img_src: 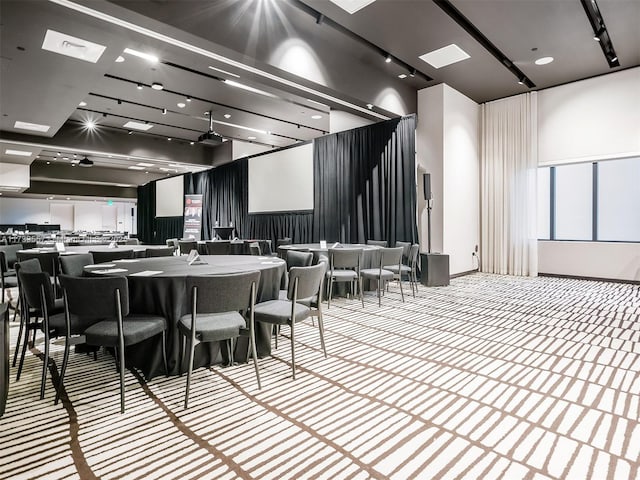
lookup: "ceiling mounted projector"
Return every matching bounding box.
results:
[198,110,224,146]
[78,156,94,167]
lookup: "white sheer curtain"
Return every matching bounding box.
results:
[481,92,538,276]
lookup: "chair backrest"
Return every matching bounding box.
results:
[59,254,94,276]
[0,244,22,269]
[186,270,260,314]
[14,258,42,275]
[165,238,179,250]
[329,248,362,271]
[21,242,37,250]
[395,241,411,262]
[16,251,59,276]
[146,246,175,257]
[287,263,326,301]
[408,244,420,267]
[0,252,8,275]
[18,271,56,312]
[379,247,403,269]
[90,249,135,263]
[59,274,129,319]
[206,240,231,255]
[178,240,198,255]
[286,250,313,270]
[276,238,292,248]
[249,242,261,256]
[123,238,139,245]
[368,240,388,247]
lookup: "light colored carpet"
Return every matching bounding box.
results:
[1,273,639,479]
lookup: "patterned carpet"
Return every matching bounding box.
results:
[1,273,639,480]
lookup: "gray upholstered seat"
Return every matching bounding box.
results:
[326,248,364,308]
[367,239,388,247]
[58,274,168,413]
[180,271,261,408]
[254,262,327,380]
[89,249,135,263]
[361,247,405,306]
[59,253,94,276]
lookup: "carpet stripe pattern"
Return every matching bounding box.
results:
[1,273,639,479]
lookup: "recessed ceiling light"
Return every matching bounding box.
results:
[385,55,392,63]
[128,165,145,170]
[123,47,158,63]
[66,197,71,200]
[167,137,172,141]
[41,29,106,63]
[14,120,50,132]
[177,102,186,108]
[534,56,554,65]
[46,161,51,165]
[419,44,470,69]
[151,82,164,90]
[329,0,377,14]
[115,55,125,63]
[116,184,132,187]
[79,101,87,107]
[128,130,133,135]
[4,149,32,156]
[56,152,60,156]
[224,114,231,119]
[190,141,194,145]
[137,162,154,167]
[398,73,407,79]
[208,66,240,78]
[123,121,153,131]
[248,136,256,140]
[85,120,96,130]
[186,97,192,102]
[311,114,322,120]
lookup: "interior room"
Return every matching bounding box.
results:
[1,1,639,479]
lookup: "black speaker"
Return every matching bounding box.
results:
[423,173,432,200]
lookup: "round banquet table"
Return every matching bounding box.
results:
[83,255,286,379]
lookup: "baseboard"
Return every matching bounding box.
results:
[450,269,479,279]
[538,272,640,285]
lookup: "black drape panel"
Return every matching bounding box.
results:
[137,182,155,244]
[154,217,183,243]
[313,115,417,245]
[245,212,313,244]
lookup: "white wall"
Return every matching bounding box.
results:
[538,67,640,165]
[0,197,136,233]
[232,140,271,161]
[329,110,374,134]
[539,241,640,282]
[537,68,640,280]
[417,84,480,275]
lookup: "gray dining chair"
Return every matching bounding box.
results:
[16,270,68,399]
[58,275,168,413]
[165,238,179,254]
[16,250,60,297]
[395,241,412,263]
[180,271,261,408]
[249,242,261,256]
[90,249,135,263]
[59,253,94,277]
[326,248,364,308]
[178,240,198,256]
[146,246,175,257]
[254,263,327,380]
[385,244,420,297]
[205,240,231,255]
[361,247,405,306]
[0,251,18,304]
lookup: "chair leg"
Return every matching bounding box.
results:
[290,321,296,380]
[318,311,327,358]
[377,282,381,307]
[184,337,195,409]
[117,345,125,414]
[16,319,34,382]
[359,277,364,308]
[55,337,72,405]
[40,329,50,400]
[178,334,184,377]
[274,325,279,349]
[12,313,25,367]
[162,331,168,377]
[398,275,405,302]
[12,295,20,322]
[327,277,333,308]
[249,329,261,390]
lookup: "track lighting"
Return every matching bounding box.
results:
[151,82,164,90]
[162,108,167,115]
[385,54,392,63]
[409,69,416,77]
[137,83,143,90]
[593,27,605,41]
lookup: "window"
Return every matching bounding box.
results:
[538,157,640,242]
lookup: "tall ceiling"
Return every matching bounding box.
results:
[1,0,638,199]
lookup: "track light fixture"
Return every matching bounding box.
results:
[137,83,143,90]
[409,69,416,77]
[385,54,392,63]
[593,27,605,41]
[162,108,167,115]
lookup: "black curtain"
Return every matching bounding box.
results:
[137,181,183,244]
[313,115,417,245]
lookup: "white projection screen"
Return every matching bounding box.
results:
[248,142,314,213]
[155,175,184,217]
